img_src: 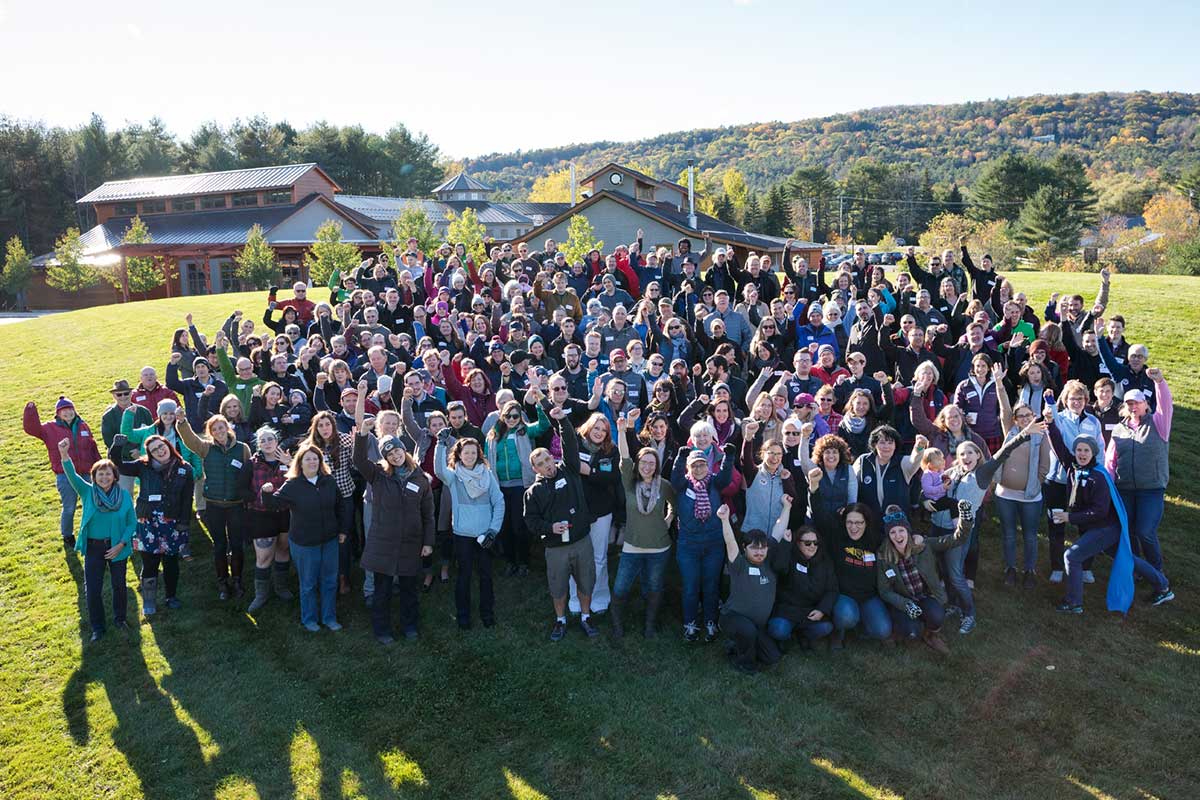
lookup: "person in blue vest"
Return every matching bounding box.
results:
[851,426,925,524]
[793,302,840,359]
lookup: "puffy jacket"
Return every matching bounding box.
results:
[113,451,195,526]
[24,403,100,475]
[353,434,435,576]
[773,549,839,624]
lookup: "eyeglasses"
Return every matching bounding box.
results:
[113,391,131,397]
[551,386,567,392]
[655,386,671,393]
[846,519,867,527]
[799,539,819,546]
[504,413,522,421]
[783,430,802,437]
[819,397,833,404]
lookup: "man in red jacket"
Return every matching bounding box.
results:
[130,366,179,420]
[24,397,101,546]
[271,282,316,325]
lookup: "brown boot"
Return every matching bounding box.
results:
[922,629,950,655]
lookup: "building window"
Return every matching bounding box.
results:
[114,202,138,216]
[263,189,291,205]
[141,199,167,214]
[172,198,196,212]
[201,195,227,210]
[218,260,239,293]
[279,258,302,284]
[635,182,654,202]
[183,261,207,296]
[499,229,509,239]
[232,192,259,208]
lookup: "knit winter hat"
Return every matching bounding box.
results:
[55,396,75,413]
[379,435,406,457]
[157,399,178,416]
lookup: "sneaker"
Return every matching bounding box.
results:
[550,619,567,642]
[1049,570,1064,584]
[683,622,700,642]
[165,597,183,610]
[958,616,976,635]
[580,616,600,638]
[1055,602,1083,615]
[89,630,103,643]
[728,653,757,675]
[704,620,720,643]
[1082,570,1095,584]
[324,621,343,631]
[944,604,962,618]
[1004,567,1018,587]
[966,579,975,590]
[1151,589,1175,606]
[376,635,395,645]
[113,620,131,631]
[1022,571,1037,590]
[518,565,529,577]
[303,622,321,632]
[404,630,419,641]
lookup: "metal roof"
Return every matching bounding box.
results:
[76,163,328,204]
[335,195,569,227]
[432,173,493,194]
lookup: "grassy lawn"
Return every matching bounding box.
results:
[1,273,1197,800]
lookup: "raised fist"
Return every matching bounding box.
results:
[170,352,183,365]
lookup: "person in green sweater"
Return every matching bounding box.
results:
[214,337,264,413]
[611,408,676,639]
[59,438,135,643]
[121,400,204,482]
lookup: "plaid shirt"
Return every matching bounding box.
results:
[322,433,356,498]
[897,556,928,599]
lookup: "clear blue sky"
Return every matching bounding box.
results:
[3,0,1198,159]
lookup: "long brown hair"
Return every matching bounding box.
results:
[306,411,344,467]
[487,400,525,442]
[447,437,488,470]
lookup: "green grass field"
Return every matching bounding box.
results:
[1,273,1198,800]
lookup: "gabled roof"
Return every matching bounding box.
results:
[33,193,376,266]
[579,162,688,194]
[76,163,339,204]
[334,195,570,226]
[432,173,493,194]
[510,190,820,253]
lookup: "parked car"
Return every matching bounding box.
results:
[867,253,883,265]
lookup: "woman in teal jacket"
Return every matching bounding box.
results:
[121,399,204,482]
[59,439,135,643]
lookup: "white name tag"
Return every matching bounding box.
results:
[1105,424,1115,430]
[236,384,246,390]
[885,568,896,578]
[80,430,90,437]
[195,391,205,397]
[554,478,567,489]
[966,391,978,399]
[279,464,288,471]
[863,553,876,563]
[406,481,420,492]
[604,336,614,342]
[178,468,187,475]
[230,459,242,469]
[795,563,808,574]
[579,453,591,462]
[147,494,162,502]
[685,489,696,499]
[135,395,146,402]
[748,566,761,576]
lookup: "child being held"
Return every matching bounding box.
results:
[920,448,947,503]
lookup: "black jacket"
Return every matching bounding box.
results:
[523,416,592,547]
[114,450,195,527]
[773,549,839,625]
[264,473,348,547]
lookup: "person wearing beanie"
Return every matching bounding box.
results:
[1045,406,1174,614]
[353,415,434,644]
[24,396,102,547]
[876,503,974,654]
[166,349,228,430]
[119,398,205,519]
[793,301,840,358]
[245,426,294,613]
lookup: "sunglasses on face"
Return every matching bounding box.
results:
[504,413,521,421]
[784,430,802,437]
[655,386,671,393]
[114,391,131,397]
[799,539,819,546]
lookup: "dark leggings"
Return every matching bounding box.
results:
[421,487,453,573]
[1043,481,1093,573]
[140,553,180,598]
[202,505,245,580]
[499,485,530,567]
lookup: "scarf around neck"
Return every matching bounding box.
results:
[93,481,123,512]
[688,475,712,520]
[454,463,491,499]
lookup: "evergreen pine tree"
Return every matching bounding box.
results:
[1015,185,1080,255]
[741,192,764,231]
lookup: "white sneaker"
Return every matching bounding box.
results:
[1049,570,1064,584]
[967,579,975,590]
[1082,570,1095,584]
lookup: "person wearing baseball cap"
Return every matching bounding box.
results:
[1106,368,1175,582]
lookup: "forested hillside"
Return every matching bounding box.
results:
[468,92,1200,195]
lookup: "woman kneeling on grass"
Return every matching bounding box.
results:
[261,444,347,632]
[58,438,135,643]
[110,433,193,616]
[876,501,974,655]
[1044,407,1174,615]
[354,382,435,643]
[766,523,839,651]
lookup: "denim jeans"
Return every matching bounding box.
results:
[889,595,946,639]
[56,473,78,539]
[944,538,976,617]
[676,532,725,625]
[453,534,494,625]
[766,616,834,642]
[612,549,670,596]
[832,594,892,640]
[1064,524,1168,606]
[291,538,339,627]
[570,512,612,613]
[1120,489,1165,571]
[84,538,127,633]
[995,496,1042,571]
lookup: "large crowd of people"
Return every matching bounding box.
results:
[24,233,1178,672]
